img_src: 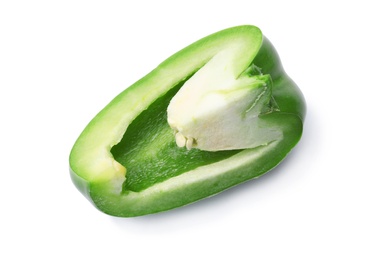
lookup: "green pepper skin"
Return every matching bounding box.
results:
[69,25,305,217]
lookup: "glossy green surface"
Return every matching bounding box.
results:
[69,25,305,217]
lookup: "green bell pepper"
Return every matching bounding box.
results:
[69,25,305,217]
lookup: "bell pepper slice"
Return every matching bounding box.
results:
[69,25,306,217]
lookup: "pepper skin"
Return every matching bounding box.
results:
[69,25,306,217]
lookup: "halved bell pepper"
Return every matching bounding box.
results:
[69,25,306,217]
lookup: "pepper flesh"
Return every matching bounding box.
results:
[69,25,305,217]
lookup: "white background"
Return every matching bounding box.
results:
[1,0,375,259]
